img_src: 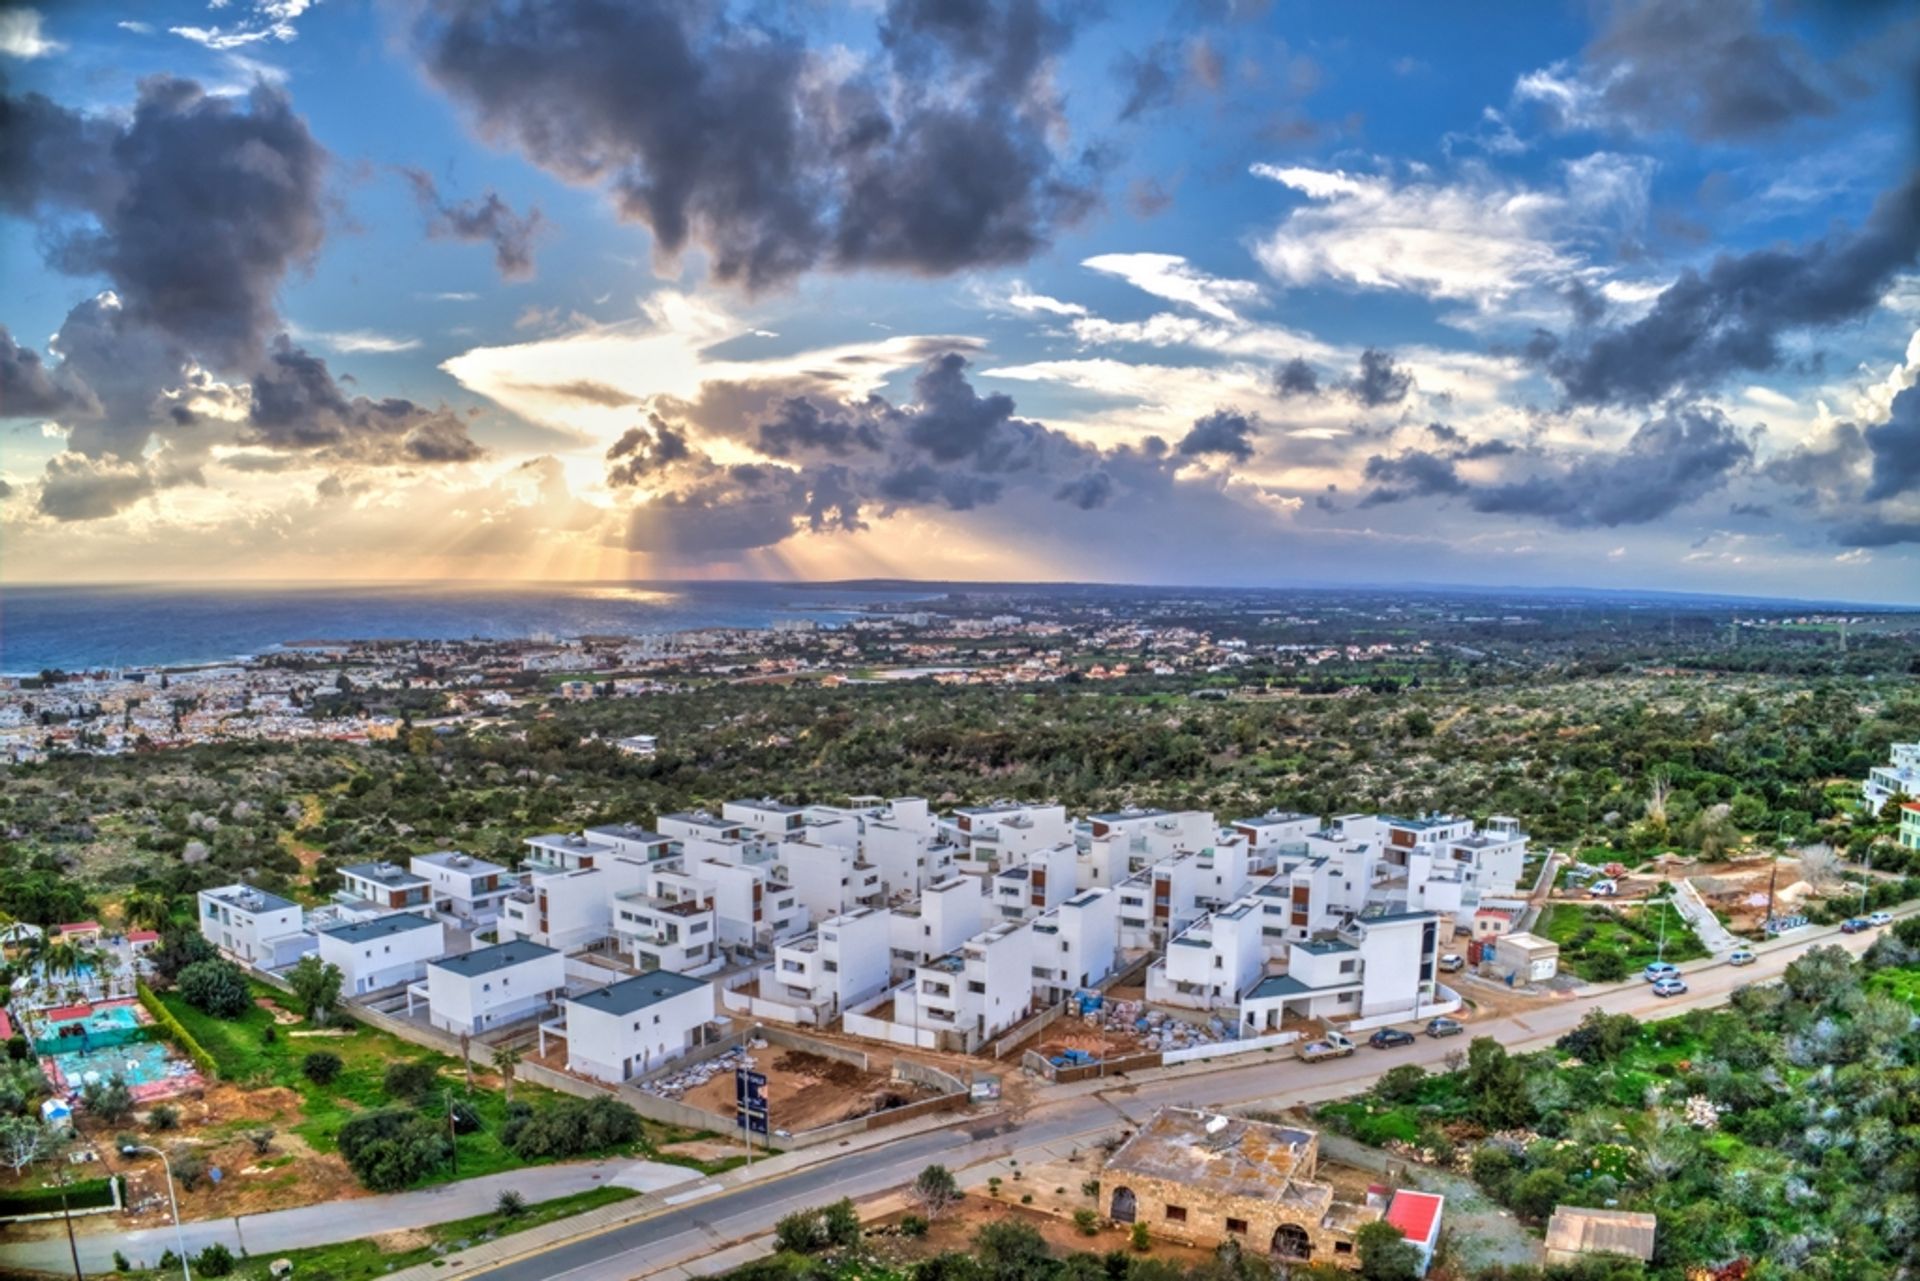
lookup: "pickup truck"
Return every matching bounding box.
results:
[1299,1033,1356,1063]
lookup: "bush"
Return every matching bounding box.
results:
[497,1190,526,1217]
[301,1051,342,1086]
[248,1128,275,1156]
[775,1208,824,1254]
[383,1060,439,1102]
[195,1243,236,1277]
[135,983,218,1081]
[336,1108,449,1191]
[177,960,252,1019]
[900,1214,929,1238]
[1073,1208,1099,1236]
[501,1095,642,1160]
[82,1074,134,1123]
[1131,1222,1151,1253]
[147,1104,180,1132]
[113,1250,130,1272]
[1584,949,1629,983]
[172,1148,208,1192]
[822,1197,861,1247]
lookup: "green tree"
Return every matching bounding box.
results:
[194,1244,235,1277]
[301,1051,343,1085]
[912,1163,961,1220]
[1465,1038,1534,1128]
[774,1208,823,1254]
[1354,1220,1422,1281]
[81,1074,134,1123]
[383,1060,439,1102]
[177,959,252,1018]
[286,954,345,1026]
[973,1220,1055,1281]
[822,1197,861,1247]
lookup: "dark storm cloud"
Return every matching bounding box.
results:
[1055,470,1115,509]
[0,325,96,419]
[1833,518,1920,547]
[514,379,637,407]
[401,167,542,280]
[1864,383,1920,501]
[1532,0,1854,142]
[606,413,695,487]
[1359,449,1467,507]
[1470,406,1753,527]
[1538,172,1920,407]
[876,464,1003,511]
[756,396,888,458]
[1344,348,1413,407]
[899,352,1054,469]
[1176,409,1259,463]
[1274,356,1319,397]
[1115,43,1179,121]
[245,338,485,464]
[35,453,157,522]
[411,0,1096,291]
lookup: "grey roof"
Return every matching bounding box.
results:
[413,850,508,874]
[585,824,670,843]
[1358,909,1438,925]
[431,940,556,978]
[1090,808,1169,822]
[208,885,298,914]
[1236,812,1314,827]
[570,970,710,1017]
[1246,974,1312,999]
[323,913,439,945]
[660,812,743,831]
[340,862,428,888]
[1296,939,1357,955]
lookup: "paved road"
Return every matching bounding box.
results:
[0,916,1887,1278]
[456,919,1895,1281]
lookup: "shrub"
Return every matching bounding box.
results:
[195,1243,235,1277]
[1073,1208,1099,1236]
[822,1197,861,1247]
[775,1208,824,1254]
[177,960,252,1019]
[136,983,218,1081]
[82,1074,134,1123]
[147,1104,179,1132]
[172,1148,209,1192]
[497,1190,526,1218]
[336,1108,449,1192]
[383,1060,439,1102]
[113,1250,130,1272]
[1584,949,1629,983]
[248,1128,275,1156]
[501,1095,642,1160]
[1131,1222,1150,1253]
[261,1025,277,1045]
[900,1214,929,1238]
[301,1051,342,1086]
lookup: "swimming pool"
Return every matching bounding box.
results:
[48,1041,180,1090]
[41,1001,143,1038]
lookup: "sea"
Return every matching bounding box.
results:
[0,582,942,675]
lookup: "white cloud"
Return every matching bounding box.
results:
[1081,253,1264,322]
[0,8,64,58]
[296,328,422,354]
[1248,156,1653,324]
[117,20,155,35]
[170,0,319,50]
[170,25,274,50]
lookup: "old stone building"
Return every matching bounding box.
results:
[1101,1108,1382,1268]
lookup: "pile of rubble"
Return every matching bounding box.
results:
[639,1038,770,1099]
[1080,999,1233,1052]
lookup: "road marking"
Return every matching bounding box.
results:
[664,1184,723,1205]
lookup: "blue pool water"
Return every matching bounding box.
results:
[42,1003,141,1037]
[51,1041,179,1088]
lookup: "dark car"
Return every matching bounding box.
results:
[1369,1028,1416,1049]
[1841,918,1870,934]
[1425,1017,1465,1038]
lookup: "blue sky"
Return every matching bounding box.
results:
[2,0,1918,601]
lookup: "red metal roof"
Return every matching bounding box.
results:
[0,1009,13,1040]
[127,930,160,943]
[1386,1190,1444,1245]
[55,922,101,934]
[45,1004,92,1022]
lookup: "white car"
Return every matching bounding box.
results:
[1727,948,1757,966]
[1869,911,1894,927]
[1651,976,1688,998]
[1642,961,1680,982]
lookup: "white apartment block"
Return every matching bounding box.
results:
[412,939,566,1036]
[1029,888,1120,1003]
[722,798,807,840]
[657,810,752,846]
[337,862,433,915]
[751,906,893,1025]
[197,884,315,969]
[893,920,1035,1052]
[1115,853,1213,949]
[944,802,1071,868]
[886,876,985,979]
[500,852,651,952]
[986,841,1077,922]
[1146,898,1265,1011]
[1866,744,1920,815]
[780,837,886,923]
[1229,811,1320,855]
[550,970,715,1084]
[410,850,515,927]
[612,878,721,976]
[318,911,445,995]
[1088,807,1217,860]
[1240,910,1440,1032]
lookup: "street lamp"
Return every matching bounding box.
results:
[121,1144,191,1281]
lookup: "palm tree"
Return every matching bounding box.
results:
[491,1045,522,1105]
[120,890,173,933]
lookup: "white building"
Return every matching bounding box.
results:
[549,970,715,1084]
[886,876,986,979]
[613,735,658,757]
[500,852,652,952]
[612,879,721,976]
[943,802,1071,868]
[336,862,433,915]
[1229,811,1320,855]
[893,921,1035,1052]
[412,939,566,1036]
[780,837,886,923]
[750,906,893,1025]
[197,885,315,969]
[723,798,808,840]
[986,841,1076,921]
[1029,888,1121,1004]
[319,912,445,995]
[1866,744,1920,814]
[1147,899,1265,1010]
[410,851,515,927]
[1240,910,1441,1032]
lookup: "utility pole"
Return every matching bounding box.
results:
[1765,818,1787,935]
[56,1176,82,1281]
[445,1090,458,1176]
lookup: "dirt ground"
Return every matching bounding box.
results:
[867,1194,1220,1268]
[677,1049,937,1132]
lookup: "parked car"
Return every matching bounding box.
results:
[1652,976,1688,997]
[1425,1017,1465,1038]
[1369,1028,1416,1049]
[1300,1032,1356,1063]
[1436,954,1465,973]
[1589,880,1619,897]
[1643,961,1680,982]
[1869,911,1894,927]
[1728,948,1757,966]
[1840,918,1870,934]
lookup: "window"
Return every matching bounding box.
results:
[1333,1242,1353,1255]
[1165,1205,1188,1223]
[968,981,986,994]
[1226,1218,1248,1235]
[1339,959,1357,974]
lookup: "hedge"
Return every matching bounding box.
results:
[0,1176,121,1219]
[136,980,219,1081]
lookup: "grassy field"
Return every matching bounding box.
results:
[121,1185,638,1280]
[1537,899,1708,980]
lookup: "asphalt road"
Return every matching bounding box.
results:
[0,915,1888,1279]
[460,918,1894,1281]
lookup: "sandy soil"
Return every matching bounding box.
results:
[677,1049,936,1132]
[868,1194,1220,1268]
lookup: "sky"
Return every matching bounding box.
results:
[2,0,1918,602]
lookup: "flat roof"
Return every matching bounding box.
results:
[569,970,709,1017]
[1235,812,1314,827]
[206,885,298,914]
[340,862,428,888]
[1544,1207,1656,1261]
[1105,1107,1322,1202]
[324,913,440,945]
[585,824,670,843]
[431,939,557,978]
[660,812,743,831]
[414,850,509,875]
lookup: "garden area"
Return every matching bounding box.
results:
[1535,897,1708,982]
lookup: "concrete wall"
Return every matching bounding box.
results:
[1162,1029,1299,1064]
